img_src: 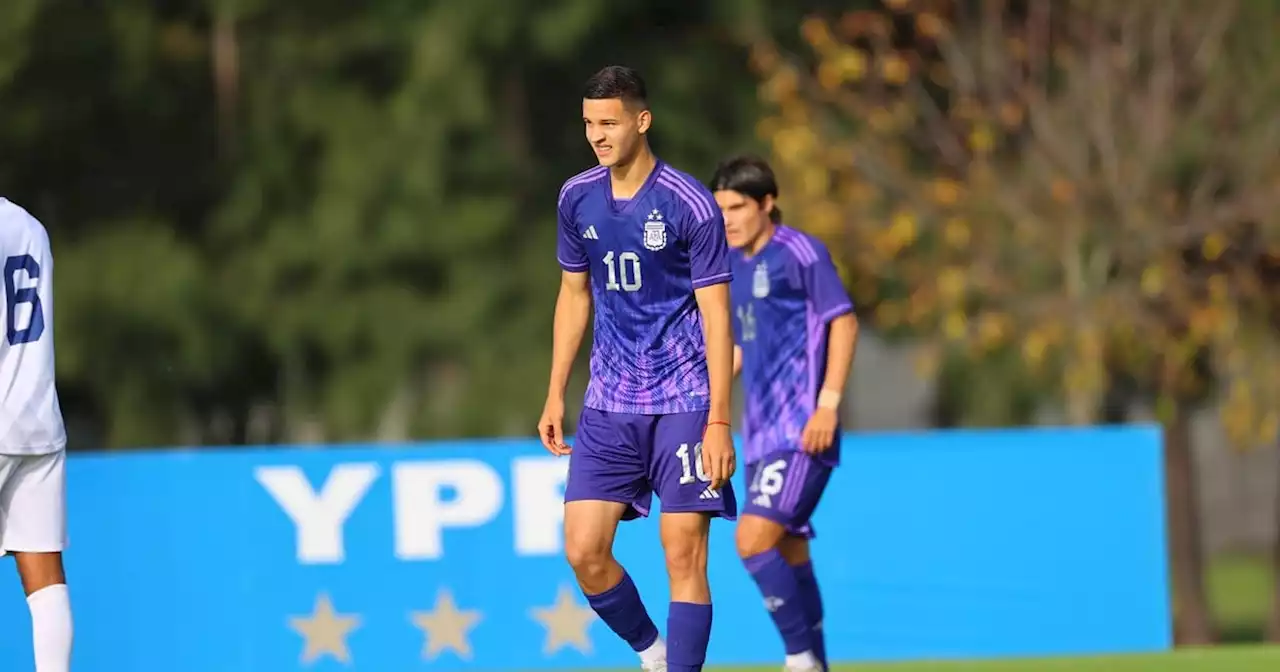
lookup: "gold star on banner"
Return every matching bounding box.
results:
[530,584,596,655]
[288,592,361,665]
[410,588,483,661]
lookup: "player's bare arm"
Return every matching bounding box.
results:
[801,313,859,453]
[694,282,736,489]
[733,345,743,379]
[540,269,591,456]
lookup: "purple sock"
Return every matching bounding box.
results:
[585,571,660,652]
[667,601,712,671]
[793,560,827,667]
[744,549,815,656]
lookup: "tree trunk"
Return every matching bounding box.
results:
[1165,402,1215,645]
[211,8,240,158]
[1063,382,1102,426]
[500,72,532,182]
[375,382,414,443]
[1267,437,1280,642]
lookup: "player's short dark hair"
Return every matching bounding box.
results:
[583,66,648,109]
[709,155,782,222]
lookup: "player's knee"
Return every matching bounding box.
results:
[735,514,786,559]
[564,532,612,577]
[777,534,811,566]
[660,514,710,581]
[662,537,707,582]
[563,500,625,585]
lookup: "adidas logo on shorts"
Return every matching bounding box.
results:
[699,487,719,500]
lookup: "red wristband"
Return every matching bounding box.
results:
[705,420,730,432]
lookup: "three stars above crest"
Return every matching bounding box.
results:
[287,584,597,665]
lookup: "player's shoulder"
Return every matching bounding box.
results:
[557,165,608,211]
[652,161,718,225]
[773,224,833,268]
[0,197,51,249]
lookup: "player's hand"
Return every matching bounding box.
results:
[538,397,571,456]
[701,422,736,491]
[801,407,838,453]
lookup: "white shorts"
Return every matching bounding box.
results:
[0,451,67,556]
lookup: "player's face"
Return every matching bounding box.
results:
[583,98,650,168]
[716,189,773,250]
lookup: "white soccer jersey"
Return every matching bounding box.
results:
[0,198,66,455]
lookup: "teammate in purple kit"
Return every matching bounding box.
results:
[537,66,738,672]
[710,156,859,672]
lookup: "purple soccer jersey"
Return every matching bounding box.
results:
[556,160,737,518]
[557,161,731,415]
[730,225,854,467]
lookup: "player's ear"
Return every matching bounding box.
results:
[635,108,652,135]
[760,194,776,217]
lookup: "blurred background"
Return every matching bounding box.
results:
[2,0,1278,654]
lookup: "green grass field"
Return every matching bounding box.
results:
[810,646,1280,671]
[1210,554,1275,642]
[584,647,1280,671]
[579,554,1280,672]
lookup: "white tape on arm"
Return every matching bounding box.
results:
[817,389,842,410]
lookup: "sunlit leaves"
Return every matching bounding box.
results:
[818,48,869,89]
[880,53,911,84]
[754,0,1280,439]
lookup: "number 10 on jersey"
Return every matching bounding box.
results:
[676,442,710,484]
[602,250,642,292]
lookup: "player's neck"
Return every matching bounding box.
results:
[746,220,778,258]
[609,146,657,200]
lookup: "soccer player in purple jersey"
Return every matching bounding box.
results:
[537,66,738,672]
[711,156,859,672]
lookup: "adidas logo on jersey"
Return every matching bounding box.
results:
[582,225,599,240]
[763,596,785,612]
[699,487,720,500]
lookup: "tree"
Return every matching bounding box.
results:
[0,0,236,447]
[752,0,1280,643]
[4,0,808,448]
[207,0,784,442]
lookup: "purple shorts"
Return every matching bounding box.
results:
[564,407,738,520]
[741,450,832,539]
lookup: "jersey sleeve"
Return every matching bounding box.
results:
[687,210,731,289]
[556,202,589,273]
[803,243,855,323]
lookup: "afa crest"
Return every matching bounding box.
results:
[752,261,770,298]
[643,209,667,251]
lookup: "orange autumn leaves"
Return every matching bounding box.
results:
[753,0,1280,443]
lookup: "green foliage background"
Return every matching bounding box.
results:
[0,0,873,448]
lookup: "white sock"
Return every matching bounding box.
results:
[28,584,72,672]
[785,650,820,670]
[638,636,667,665]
